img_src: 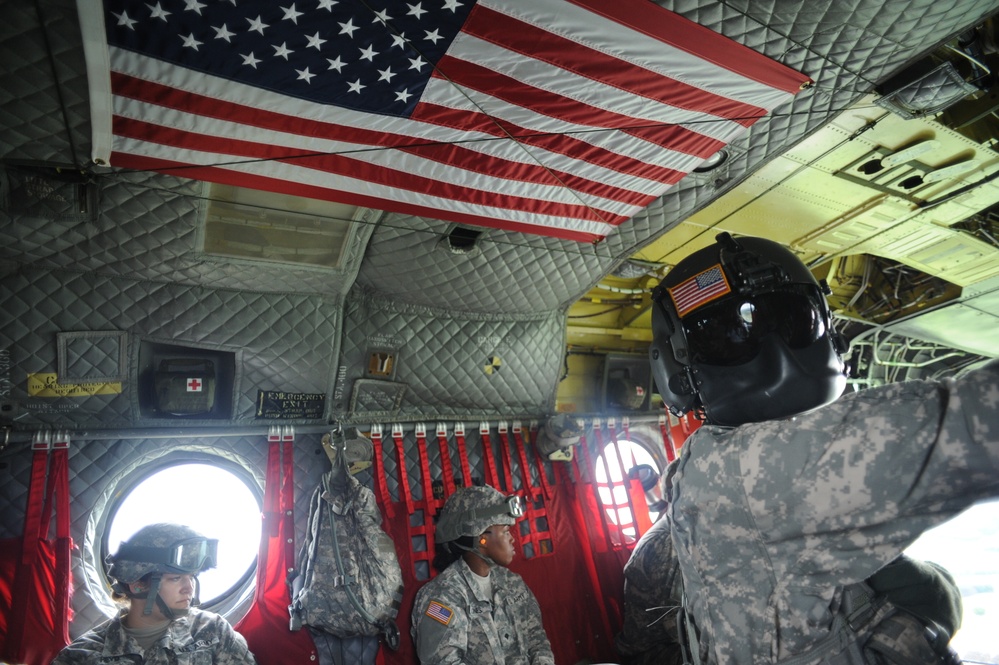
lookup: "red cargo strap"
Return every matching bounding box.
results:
[369,425,395,519]
[604,418,641,543]
[526,423,553,500]
[618,417,656,540]
[234,427,316,662]
[658,414,677,462]
[435,423,457,498]
[511,422,553,555]
[478,422,501,489]
[394,425,435,578]
[414,424,437,572]
[496,422,515,494]
[391,425,414,516]
[577,426,616,552]
[1,431,74,665]
[454,423,472,487]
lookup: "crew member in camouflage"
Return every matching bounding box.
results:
[647,232,997,664]
[411,485,555,665]
[615,463,688,665]
[52,523,256,665]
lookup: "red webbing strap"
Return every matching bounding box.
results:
[605,418,640,542]
[617,417,653,540]
[369,425,395,519]
[554,447,616,645]
[49,433,72,641]
[280,430,297,585]
[394,425,435,578]
[435,423,457,498]
[5,432,72,661]
[496,422,515,494]
[255,429,283,605]
[577,427,616,552]
[511,422,550,554]
[527,423,553,500]
[20,434,51,564]
[414,424,437,571]
[478,422,501,489]
[454,423,473,487]
[658,414,677,462]
[391,425,414,516]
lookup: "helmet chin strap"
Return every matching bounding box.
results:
[454,540,497,568]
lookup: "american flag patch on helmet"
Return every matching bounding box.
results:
[669,265,732,317]
[425,600,453,626]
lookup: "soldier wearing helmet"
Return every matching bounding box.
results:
[53,523,256,665]
[645,233,998,664]
[411,485,554,665]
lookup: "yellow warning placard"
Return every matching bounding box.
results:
[27,373,123,397]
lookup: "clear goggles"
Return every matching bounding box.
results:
[471,495,525,522]
[116,536,219,574]
[682,286,828,367]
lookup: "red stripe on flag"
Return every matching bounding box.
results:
[565,0,812,93]
[109,152,609,243]
[112,116,619,222]
[411,101,689,185]
[461,5,768,126]
[112,73,664,204]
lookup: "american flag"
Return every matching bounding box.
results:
[669,265,731,317]
[425,599,453,625]
[86,0,811,242]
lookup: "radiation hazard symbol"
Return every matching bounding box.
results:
[484,356,502,375]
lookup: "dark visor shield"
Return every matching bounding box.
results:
[115,536,219,574]
[683,287,827,366]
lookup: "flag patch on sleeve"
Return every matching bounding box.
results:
[669,265,732,317]
[425,600,453,626]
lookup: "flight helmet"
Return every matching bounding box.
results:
[107,523,218,616]
[435,485,524,544]
[649,233,846,426]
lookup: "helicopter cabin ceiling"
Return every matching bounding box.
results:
[2,0,999,429]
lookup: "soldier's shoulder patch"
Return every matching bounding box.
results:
[425,599,453,626]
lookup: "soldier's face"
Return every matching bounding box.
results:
[156,573,196,613]
[481,524,516,566]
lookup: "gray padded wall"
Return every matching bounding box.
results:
[337,291,565,423]
[0,268,341,427]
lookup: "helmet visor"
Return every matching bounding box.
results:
[115,536,219,574]
[683,287,827,366]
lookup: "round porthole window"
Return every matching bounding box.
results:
[104,461,262,609]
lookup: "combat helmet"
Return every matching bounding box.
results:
[435,485,524,544]
[107,522,218,616]
[649,232,846,426]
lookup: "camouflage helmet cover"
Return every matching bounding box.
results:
[107,522,218,586]
[435,485,522,544]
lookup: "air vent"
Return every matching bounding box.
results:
[202,184,357,270]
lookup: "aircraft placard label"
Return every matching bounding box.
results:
[27,373,122,396]
[256,390,325,419]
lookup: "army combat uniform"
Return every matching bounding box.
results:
[615,515,686,665]
[412,557,555,665]
[51,607,256,665]
[670,362,999,664]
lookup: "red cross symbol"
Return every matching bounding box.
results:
[187,378,202,392]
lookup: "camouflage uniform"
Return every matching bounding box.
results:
[411,557,555,665]
[670,362,999,664]
[615,515,685,665]
[51,607,256,665]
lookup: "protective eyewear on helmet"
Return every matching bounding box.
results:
[470,495,525,522]
[115,536,219,574]
[682,286,828,366]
